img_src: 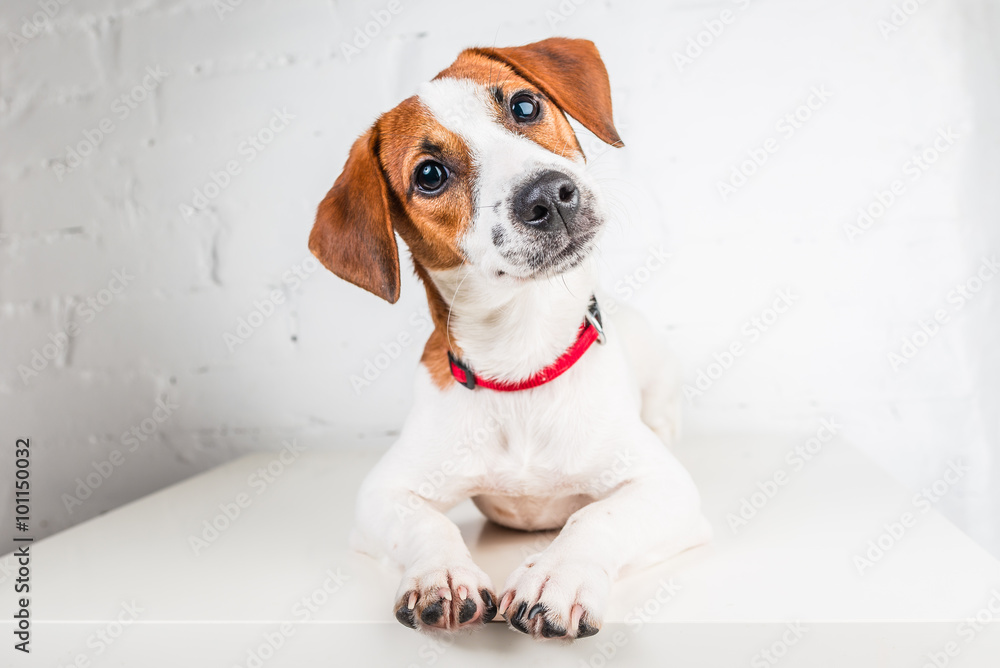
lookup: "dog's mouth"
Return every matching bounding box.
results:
[494,227,599,280]
[531,230,598,276]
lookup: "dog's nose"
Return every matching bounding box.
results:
[512,171,580,232]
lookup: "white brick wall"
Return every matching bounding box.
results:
[1,0,998,556]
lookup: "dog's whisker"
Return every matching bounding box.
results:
[444,264,475,353]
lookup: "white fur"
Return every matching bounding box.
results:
[351,76,710,639]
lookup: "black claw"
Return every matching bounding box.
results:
[528,603,546,620]
[480,589,497,622]
[458,597,478,624]
[509,602,530,634]
[541,619,567,638]
[420,600,444,626]
[577,619,599,638]
[395,603,417,629]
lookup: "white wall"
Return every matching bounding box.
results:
[1,0,997,557]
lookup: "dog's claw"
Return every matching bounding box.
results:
[577,619,599,638]
[498,591,513,616]
[508,601,530,634]
[480,589,497,622]
[528,603,546,620]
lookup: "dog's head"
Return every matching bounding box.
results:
[309,37,622,303]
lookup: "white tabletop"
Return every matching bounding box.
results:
[4,433,1000,667]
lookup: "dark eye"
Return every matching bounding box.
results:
[510,93,539,122]
[414,160,447,193]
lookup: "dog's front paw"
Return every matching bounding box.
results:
[393,562,497,633]
[499,554,611,640]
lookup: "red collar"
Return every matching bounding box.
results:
[447,297,604,392]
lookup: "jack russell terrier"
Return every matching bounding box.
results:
[310,37,710,640]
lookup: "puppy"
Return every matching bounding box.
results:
[310,37,710,640]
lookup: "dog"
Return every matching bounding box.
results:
[309,37,711,640]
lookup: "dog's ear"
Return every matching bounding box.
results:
[309,125,401,304]
[474,37,622,147]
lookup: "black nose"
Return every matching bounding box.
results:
[512,170,580,232]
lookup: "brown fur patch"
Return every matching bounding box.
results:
[310,128,401,303]
[465,38,622,148]
[434,52,585,162]
[372,98,479,390]
[376,96,473,272]
[414,262,460,390]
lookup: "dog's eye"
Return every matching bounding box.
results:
[510,93,540,122]
[414,160,448,193]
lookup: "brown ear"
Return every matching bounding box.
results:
[309,126,401,303]
[470,37,623,147]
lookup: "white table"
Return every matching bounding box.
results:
[4,433,1000,667]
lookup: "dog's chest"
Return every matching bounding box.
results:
[455,385,625,495]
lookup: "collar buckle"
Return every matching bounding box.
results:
[585,297,605,345]
[447,351,477,390]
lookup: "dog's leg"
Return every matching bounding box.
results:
[498,428,710,640]
[352,444,497,633]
